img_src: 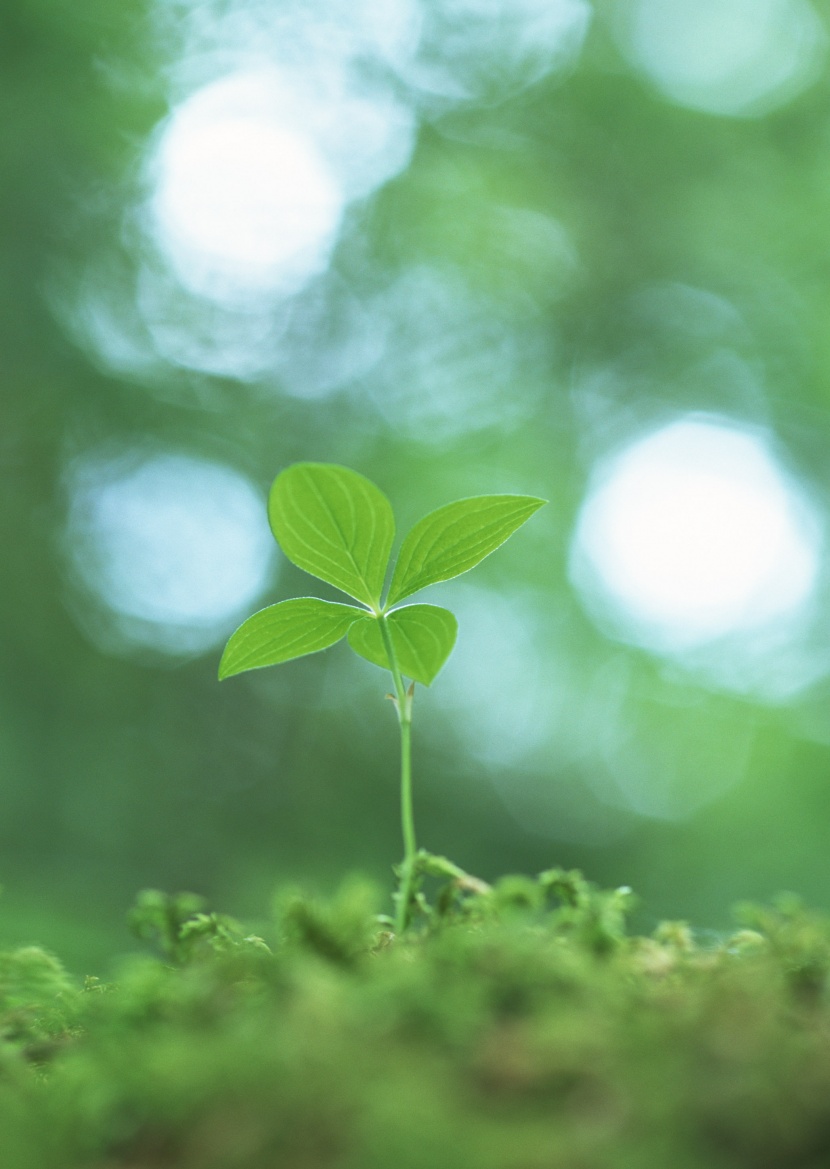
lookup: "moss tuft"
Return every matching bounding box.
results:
[3,869,830,1167]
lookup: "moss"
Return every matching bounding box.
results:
[2,869,830,1167]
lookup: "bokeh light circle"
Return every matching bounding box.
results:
[570,417,822,653]
[149,72,344,304]
[615,0,826,117]
[66,452,276,655]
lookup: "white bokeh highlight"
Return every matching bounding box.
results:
[615,0,826,117]
[66,452,276,655]
[148,71,346,305]
[67,0,593,387]
[570,417,823,654]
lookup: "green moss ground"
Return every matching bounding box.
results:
[2,868,830,1168]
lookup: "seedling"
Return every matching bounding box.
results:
[219,463,546,934]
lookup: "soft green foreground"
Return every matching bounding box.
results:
[2,870,830,1169]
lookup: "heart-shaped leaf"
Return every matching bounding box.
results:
[219,598,363,679]
[269,463,394,607]
[386,494,546,606]
[348,606,458,686]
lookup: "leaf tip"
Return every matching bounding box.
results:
[218,641,240,681]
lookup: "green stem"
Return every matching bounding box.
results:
[379,617,416,935]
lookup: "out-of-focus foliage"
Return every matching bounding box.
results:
[4,876,830,1166]
[5,0,830,965]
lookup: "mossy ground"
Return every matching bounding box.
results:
[2,867,830,1168]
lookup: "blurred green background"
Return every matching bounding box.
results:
[5,0,830,969]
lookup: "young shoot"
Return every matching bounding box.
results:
[219,463,546,934]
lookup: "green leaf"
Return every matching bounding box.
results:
[219,598,363,679]
[268,463,395,607]
[348,606,458,686]
[386,494,547,605]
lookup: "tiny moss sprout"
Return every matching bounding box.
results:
[219,463,546,934]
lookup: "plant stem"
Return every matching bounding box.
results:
[379,616,416,935]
